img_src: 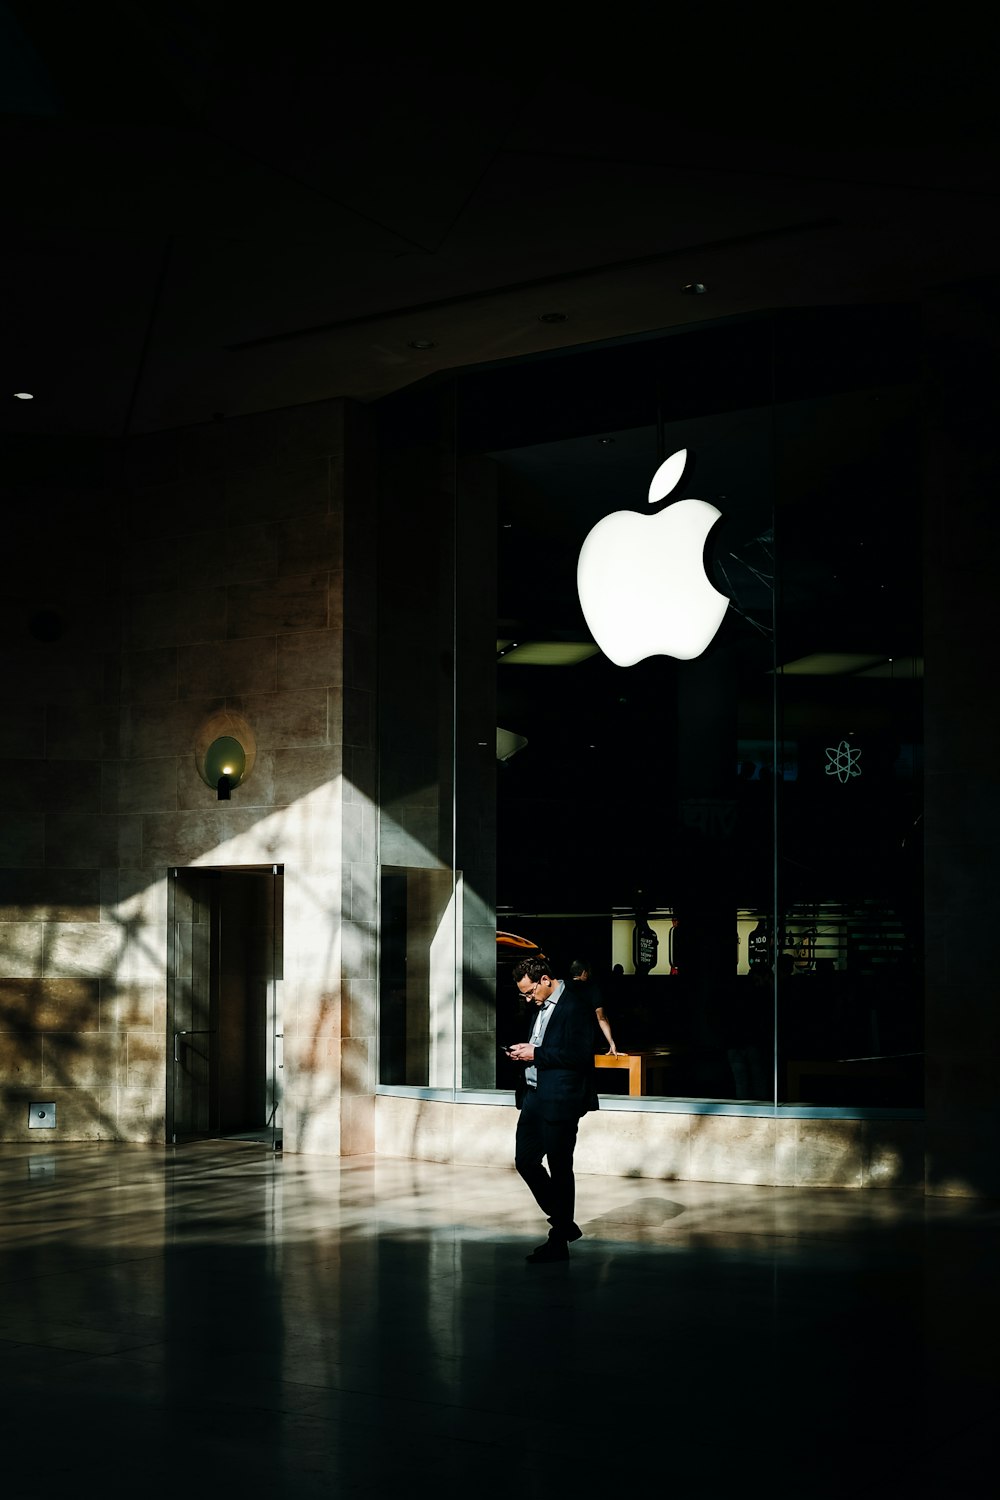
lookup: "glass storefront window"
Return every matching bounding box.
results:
[376,306,923,1111]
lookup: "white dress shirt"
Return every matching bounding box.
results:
[525,979,564,1087]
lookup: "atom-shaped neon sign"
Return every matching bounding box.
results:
[825,739,861,783]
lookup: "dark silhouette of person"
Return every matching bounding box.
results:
[569,957,620,1054]
[507,954,599,1263]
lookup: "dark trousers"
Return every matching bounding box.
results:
[515,1087,580,1238]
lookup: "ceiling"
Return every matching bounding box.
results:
[3,4,999,438]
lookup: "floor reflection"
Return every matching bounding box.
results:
[0,1141,996,1497]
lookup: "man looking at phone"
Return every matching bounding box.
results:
[507,955,599,1263]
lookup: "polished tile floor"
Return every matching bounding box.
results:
[1,1140,997,1499]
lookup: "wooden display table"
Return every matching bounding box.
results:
[594,1049,674,1097]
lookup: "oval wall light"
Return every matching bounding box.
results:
[194,709,256,801]
[204,735,247,800]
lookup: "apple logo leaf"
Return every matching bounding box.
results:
[647,448,687,506]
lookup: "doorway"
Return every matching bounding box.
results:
[166,865,283,1149]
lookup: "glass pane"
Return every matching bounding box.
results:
[773,314,923,1106]
[378,866,458,1086]
[376,385,460,1091]
[375,305,923,1112]
[465,322,778,1102]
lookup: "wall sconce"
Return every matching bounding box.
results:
[194,710,256,802]
[205,735,247,799]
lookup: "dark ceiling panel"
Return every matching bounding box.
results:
[1,9,996,435]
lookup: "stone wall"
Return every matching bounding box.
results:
[375,1095,927,1189]
[1,437,124,1139]
[0,400,377,1153]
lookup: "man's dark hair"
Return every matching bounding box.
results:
[512,954,554,984]
[569,958,593,979]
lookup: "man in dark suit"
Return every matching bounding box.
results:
[508,955,599,1263]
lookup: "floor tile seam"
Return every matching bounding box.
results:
[0,1324,171,1349]
[0,1255,171,1284]
[0,1351,111,1378]
[0,1337,160,1360]
[0,1328,169,1354]
[0,1337,99,1362]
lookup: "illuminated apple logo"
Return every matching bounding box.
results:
[576,448,729,665]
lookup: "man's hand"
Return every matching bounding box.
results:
[507,1042,535,1062]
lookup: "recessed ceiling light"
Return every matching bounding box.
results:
[681,282,707,295]
[14,391,34,400]
[407,339,436,350]
[499,641,600,666]
[597,437,615,446]
[775,652,888,676]
[856,656,924,679]
[539,312,567,323]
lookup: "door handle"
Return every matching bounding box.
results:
[173,1028,216,1063]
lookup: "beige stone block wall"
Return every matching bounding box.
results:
[1,399,377,1152]
[577,1106,692,1181]
[0,1085,115,1141]
[377,1095,458,1164]
[375,1095,926,1189]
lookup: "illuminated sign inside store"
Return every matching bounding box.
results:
[633,918,659,975]
[825,739,862,783]
[576,448,730,665]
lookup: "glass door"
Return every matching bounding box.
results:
[167,867,217,1143]
[167,865,283,1146]
[266,865,283,1152]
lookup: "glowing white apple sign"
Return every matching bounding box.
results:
[576,448,729,665]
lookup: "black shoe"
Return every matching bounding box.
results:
[547,1220,583,1243]
[526,1239,570,1264]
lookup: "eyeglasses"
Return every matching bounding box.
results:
[518,981,540,996]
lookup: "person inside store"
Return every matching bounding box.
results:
[569,957,620,1054]
[507,954,600,1263]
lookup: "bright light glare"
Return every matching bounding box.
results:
[14,392,34,400]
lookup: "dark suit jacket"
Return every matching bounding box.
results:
[515,984,600,1120]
